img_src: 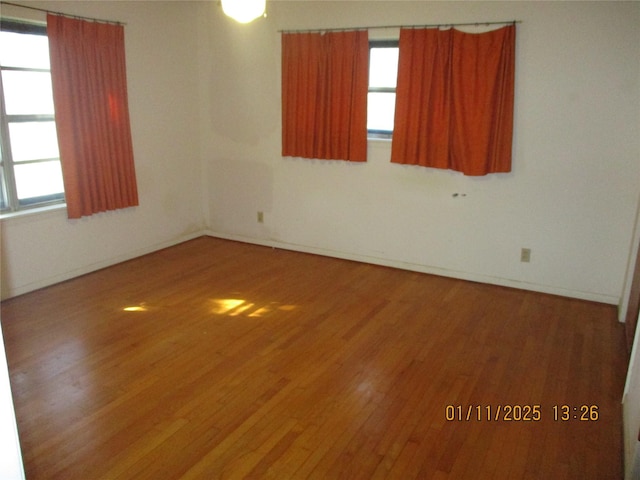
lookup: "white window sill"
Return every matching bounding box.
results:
[368,136,392,143]
[0,203,67,222]
[367,132,392,142]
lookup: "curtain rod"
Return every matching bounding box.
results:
[279,20,519,34]
[0,1,126,26]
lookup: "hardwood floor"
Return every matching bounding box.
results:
[0,236,628,479]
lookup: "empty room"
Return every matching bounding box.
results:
[1,0,640,478]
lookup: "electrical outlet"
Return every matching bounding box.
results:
[521,248,531,263]
[257,211,264,223]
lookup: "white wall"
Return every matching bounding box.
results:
[0,1,206,299]
[199,0,640,305]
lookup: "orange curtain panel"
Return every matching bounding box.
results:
[281,30,369,162]
[391,25,515,176]
[47,14,138,219]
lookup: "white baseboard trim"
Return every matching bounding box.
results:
[205,230,620,306]
[4,229,619,306]
[2,231,206,300]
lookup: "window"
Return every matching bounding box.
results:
[0,20,64,213]
[367,40,399,138]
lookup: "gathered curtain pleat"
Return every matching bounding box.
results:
[391,25,515,176]
[282,30,369,162]
[47,14,139,219]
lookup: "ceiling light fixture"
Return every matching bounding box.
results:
[221,0,266,24]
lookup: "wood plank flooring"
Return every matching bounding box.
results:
[0,236,629,479]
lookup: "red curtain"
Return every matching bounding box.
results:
[47,14,138,219]
[282,30,369,162]
[391,25,515,176]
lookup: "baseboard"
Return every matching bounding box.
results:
[205,230,620,306]
[2,231,206,300]
[5,228,619,305]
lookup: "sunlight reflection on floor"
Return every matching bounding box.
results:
[210,299,297,318]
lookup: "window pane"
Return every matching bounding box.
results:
[0,166,7,210]
[14,160,64,201]
[0,31,50,69]
[2,71,55,115]
[8,121,59,162]
[369,48,399,88]
[367,92,396,132]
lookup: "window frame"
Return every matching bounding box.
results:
[367,39,399,140]
[0,19,65,214]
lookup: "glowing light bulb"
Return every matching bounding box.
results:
[221,0,266,24]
